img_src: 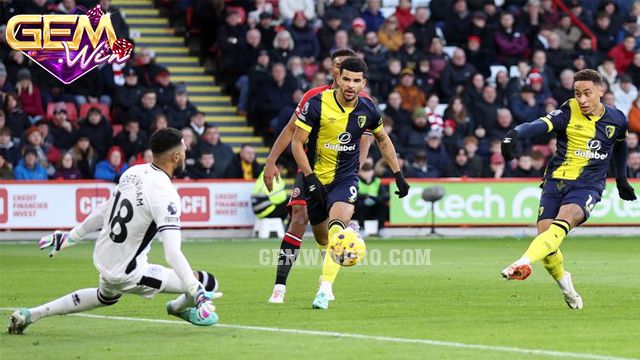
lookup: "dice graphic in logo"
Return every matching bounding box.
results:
[86,5,104,27]
[112,38,134,59]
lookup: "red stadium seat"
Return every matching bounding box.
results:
[112,124,123,137]
[46,102,78,122]
[79,103,111,122]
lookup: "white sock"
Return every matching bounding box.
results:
[169,294,194,313]
[319,281,332,294]
[273,284,286,293]
[557,273,573,293]
[518,256,532,265]
[30,288,104,323]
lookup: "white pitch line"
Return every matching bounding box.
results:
[1,308,636,360]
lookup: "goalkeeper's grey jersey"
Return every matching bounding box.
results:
[93,163,181,282]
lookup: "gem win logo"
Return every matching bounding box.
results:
[6,5,133,84]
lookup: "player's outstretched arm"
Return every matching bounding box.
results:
[613,139,637,201]
[264,114,297,192]
[502,119,549,161]
[39,196,111,257]
[373,130,409,198]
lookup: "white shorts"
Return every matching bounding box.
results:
[99,263,170,299]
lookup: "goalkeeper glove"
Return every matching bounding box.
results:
[616,178,637,201]
[189,283,216,320]
[38,230,80,257]
[501,129,519,162]
[394,171,410,198]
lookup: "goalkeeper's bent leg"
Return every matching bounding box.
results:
[522,219,570,263]
[30,288,116,323]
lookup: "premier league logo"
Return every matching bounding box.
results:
[167,202,177,215]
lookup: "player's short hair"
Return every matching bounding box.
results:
[573,69,603,85]
[330,48,356,61]
[339,57,368,78]
[150,127,182,156]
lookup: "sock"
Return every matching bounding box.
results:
[557,273,573,293]
[321,220,345,283]
[523,219,570,263]
[30,288,107,323]
[169,294,192,313]
[275,232,302,285]
[319,281,332,294]
[542,249,565,281]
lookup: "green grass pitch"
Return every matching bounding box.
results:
[1,236,639,360]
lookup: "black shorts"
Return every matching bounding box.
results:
[306,177,359,226]
[538,179,602,224]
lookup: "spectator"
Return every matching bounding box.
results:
[598,58,618,87]
[22,126,56,176]
[128,89,163,132]
[216,10,248,91]
[462,136,484,176]
[464,35,492,78]
[394,68,426,113]
[527,70,552,104]
[444,95,474,137]
[407,7,437,51]
[272,89,303,136]
[189,111,207,137]
[397,32,422,70]
[362,31,389,97]
[153,69,177,108]
[495,70,511,108]
[471,85,499,132]
[94,146,128,182]
[489,108,515,141]
[134,48,163,88]
[444,0,472,47]
[288,12,321,63]
[5,50,29,87]
[0,153,12,179]
[599,0,624,36]
[394,0,414,32]
[508,152,542,178]
[224,144,263,179]
[98,0,129,39]
[377,16,403,52]
[440,48,477,102]
[553,12,582,51]
[0,126,20,166]
[166,85,197,129]
[629,95,640,133]
[425,37,449,79]
[510,85,544,125]
[331,30,350,54]
[70,136,97,179]
[354,162,386,228]
[384,91,412,131]
[531,150,547,175]
[441,119,460,157]
[530,50,556,94]
[319,15,343,57]
[15,68,44,123]
[544,32,570,78]
[181,127,198,172]
[270,30,295,65]
[0,62,13,95]
[463,72,485,109]
[573,36,599,69]
[425,130,451,174]
[488,152,506,179]
[627,52,640,87]
[495,11,528,66]
[278,0,315,22]
[361,0,385,33]
[14,147,47,180]
[149,113,169,134]
[53,151,82,180]
[602,90,616,107]
[446,148,480,177]
[397,108,430,159]
[627,151,640,178]
[380,58,402,98]
[115,118,148,162]
[188,149,223,179]
[506,60,531,95]
[414,58,437,96]
[67,68,110,107]
[131,148,153,166]
[404,150,440,178]
[49,103,77,151]
[77,107,113,159]
[248,0,274,25]
[627,131,639,153]
[612,74,638,116]
[324,0,359,31]
[553,69,575,105]
[245,51,272,116]
[349,18,367,51]
[593,12,617,54]
[115,67,143,119]
[425,93,444,133]
[199,125,234,174]
[608,35,637,74]
[256,12,276,50]
[252,63,297,137]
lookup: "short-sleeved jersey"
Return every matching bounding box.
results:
[295,89,383,185]
[93,163,182,282]
[540,98,628,189]
[294,85,331,119]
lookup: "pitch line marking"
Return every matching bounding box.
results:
[0,308,636,360]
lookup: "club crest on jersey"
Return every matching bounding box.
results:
[167,202,177,215]
[302,102,309,115]
[605,125,615,139]
[358,115,366,128]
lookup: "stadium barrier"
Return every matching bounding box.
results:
[386,179,640,226]
[1,179,638,230]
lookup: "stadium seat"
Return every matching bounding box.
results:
[46,102,78,122]
[252,218,285,239]
[112,124,123,137]
[79,103,111,122]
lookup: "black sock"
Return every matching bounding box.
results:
[275,232,302,285]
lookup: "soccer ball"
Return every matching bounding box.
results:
[328,228,366,266]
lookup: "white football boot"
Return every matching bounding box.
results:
[559,272,583,310]
[268,284,286,304]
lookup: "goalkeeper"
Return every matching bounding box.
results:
[500,69,637,309]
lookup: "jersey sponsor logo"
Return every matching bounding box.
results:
[606,125,615,139]
[338,132,352,144]
[574,139,608,160]
[178,187,209,221]
[324,142,357,152]
[167,202,177,215]
[358,115,366,128]
[0,189,7,223]
[76,188,110,222]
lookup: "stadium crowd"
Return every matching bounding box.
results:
[1,0,640,184]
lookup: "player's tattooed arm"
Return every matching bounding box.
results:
[373,130,400,173]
